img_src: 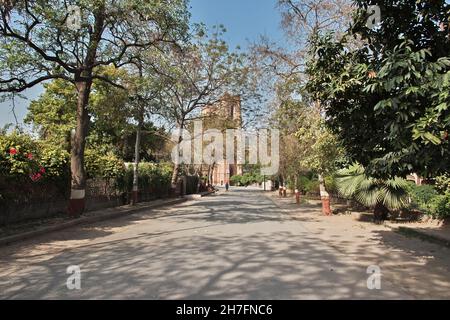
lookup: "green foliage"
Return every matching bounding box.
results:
[0,0,190,94]
[428,194,450,220]
[305,0,450,178]
[116,162,173,195]
[296,176,320,195]
[230,172,263,186]
[324,175,338,194]
[230,175,242,186]
[25,79,77,144]
[1,132,125,181]
[336,164,410,211]
[25,69,132,148]
[84,149,125,180]
[37,141,70,189]
[0,131,40,176]
[407,183,439,211]
[407,182,450,219]
[435,174,450,194]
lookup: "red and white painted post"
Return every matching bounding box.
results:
[68,189,85,217]
[320,190,331,216]
[68,129,85,217]
[295,189,300,204]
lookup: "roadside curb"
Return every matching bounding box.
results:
[0,198,188,247]
[385,223,450,248]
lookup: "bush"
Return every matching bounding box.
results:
[0,131,41,176]
[406,183,450,219]
[324,175,338,194]
[116,162,173,197]
[295,176,321,194]
[230,173,263,186]
[0,132,70,208]
[84,149,124,179]
[407,183,439,211]
[429,194,450,219]
[435,174,450,194]
[230,175,242,186]
[297,176,311,193]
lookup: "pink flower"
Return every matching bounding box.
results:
[30,172,43,182]
[39,167,46,174]
[9,148,17,155]
[27,153,34,160]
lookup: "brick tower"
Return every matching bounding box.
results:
[202,93,243,185]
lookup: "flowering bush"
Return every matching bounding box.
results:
[0,132,41,177]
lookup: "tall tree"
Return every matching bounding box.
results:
[155,27,246,190]
[0,0,189,215]
[305,0,450,178]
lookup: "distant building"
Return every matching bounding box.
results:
[202,93,243,185]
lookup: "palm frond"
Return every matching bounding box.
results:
[336,164,409,211]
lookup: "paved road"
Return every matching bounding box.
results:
[0,187,443,299]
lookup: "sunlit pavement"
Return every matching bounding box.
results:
[0,187,449,299]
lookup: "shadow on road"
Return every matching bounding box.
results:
[1,188,449,299]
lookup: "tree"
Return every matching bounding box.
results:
[250,0,353,214]
[155,27,246,190]
[0,0,189,215]
[125,50,173,204]
[305,0,450,178]
[25,66,129,147]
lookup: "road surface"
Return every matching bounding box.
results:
[1,187,449,299]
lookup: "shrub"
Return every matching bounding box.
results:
[84,149,124,179]
[305,180,320,194]
[0,133,70,208]
[429,193,450,220]
[404,182,450,219]
[230,175,242,186]
[336,164,410,220]
[38,141,70,178]
[0,131,41,176]
[407,183,439,211]
[324,175,338,194]
[294,176,321,194]
[230,173,263,186]
[116,162,173,196]
[435,174,450,194]
[297,176,311,193]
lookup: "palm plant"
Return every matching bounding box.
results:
[336,164,410,220]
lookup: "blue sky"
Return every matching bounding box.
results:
[0,0,283,128]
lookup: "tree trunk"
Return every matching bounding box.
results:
[67,5,105,216]
[132,113,143,205]
[319,173,331,216]
[374,202,389,222]
[68,80,92,217]
[171,122,184,195]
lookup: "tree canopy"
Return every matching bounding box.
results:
[305,0,450,178]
